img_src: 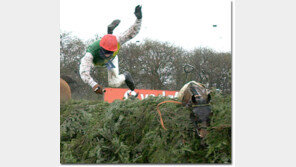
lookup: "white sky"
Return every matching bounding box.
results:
[60,0,232,52]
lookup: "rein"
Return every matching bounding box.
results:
[156,100,182,130]
[191,104,210,107]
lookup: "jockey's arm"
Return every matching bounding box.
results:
[117,18,142,45]
[79,53,97,88]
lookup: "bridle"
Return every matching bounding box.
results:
[190,104,211,137]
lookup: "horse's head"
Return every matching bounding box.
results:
[191,104,212,138]
[178,81,212,138]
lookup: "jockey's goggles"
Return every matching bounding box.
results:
[101,48,114,55]
[99,48,114,59]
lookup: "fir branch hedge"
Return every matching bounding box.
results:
[60,91,231,164]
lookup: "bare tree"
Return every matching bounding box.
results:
[187,48,232,93]
[119,40,187,90]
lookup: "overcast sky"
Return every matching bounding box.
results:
[60,0,231,52]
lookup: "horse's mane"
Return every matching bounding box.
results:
[177,81,210,105]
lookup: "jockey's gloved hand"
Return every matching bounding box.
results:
[107,19,121,34]
[134,5,142,19]
[92,84,105,94]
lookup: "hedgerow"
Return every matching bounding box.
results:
[60,91,231,164]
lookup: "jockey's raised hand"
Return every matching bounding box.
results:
[134,5,142,19]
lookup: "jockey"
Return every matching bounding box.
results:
[79,5,142,94]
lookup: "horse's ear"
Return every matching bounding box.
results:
[206,90,211,103]
[192,95,197,104]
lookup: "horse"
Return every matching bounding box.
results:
[178,81,212,138]
[60,78,71,103]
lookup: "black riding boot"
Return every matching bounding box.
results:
[124,72,135,91]
[107,19,121,34]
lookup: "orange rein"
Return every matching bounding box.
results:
[156,100,182,130]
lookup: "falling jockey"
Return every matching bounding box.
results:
[79,5,142,94]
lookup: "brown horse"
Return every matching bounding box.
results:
[178,81,212,138]
[60,78,71,103]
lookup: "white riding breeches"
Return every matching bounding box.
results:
[107,56,126,87]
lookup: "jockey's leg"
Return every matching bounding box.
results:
[107,56,125,87]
